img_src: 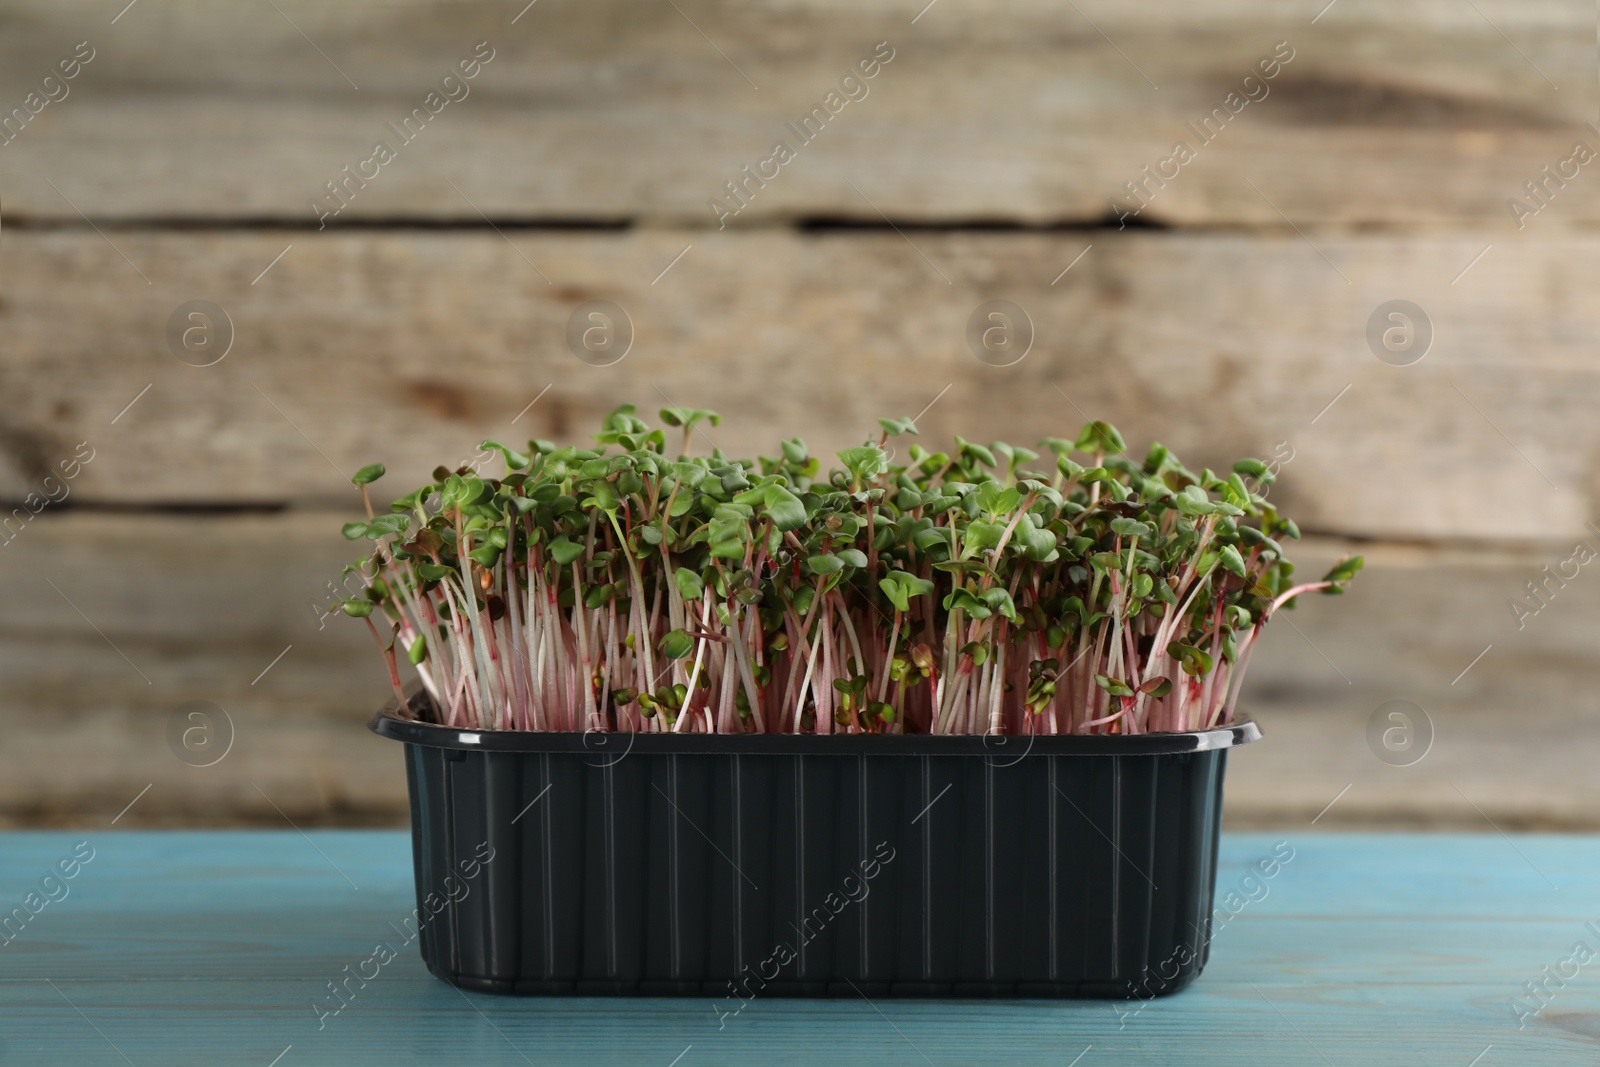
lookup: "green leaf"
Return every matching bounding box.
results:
[1142,442,1172,474]
[600,403,642,432]
[982,587,1021,623]
[407,635,428,664]
[835,548,869,569]
[1019,524,1059,561]
[779,438,809,466]
[1006,444,1039,467]
[877,416,919,438]
[439,473,470,508]
[1073,421,1126,455]
[943,588,992,619]
[549,536,586,566]
[1232,458,1272,482]
[352,463,386,486]
[1040,436,1075,456]
[341,521,370,540]
[586,478,620,512]
[1169,643,1215,678]
[954,437,997,469]
[340,598,375,618]
[1140,676,1172,698]
[1219,544,1247,577]
[669,461,708,488]
[966,521,1006,551]
[659,407,722,430]
[479,439,529,470]
[1110,517,1151,540]
[1173,484,1216,517]
[806,553,845,576]
[732,483,770,508]
[1094,674,1134,698]
[674,567,705,601]
[365,514,409,538]
[659,629,695,659]
[1323,555,1365,583]
[1239,526,1284,559]
[878,570,933,612]
[911,527,952,553]
[710,538,745,560]
[837,445,889,483]
[976,483,1022,516]
[763,484,808,532]
[616,468,645,496]
[1056,454,1086,480]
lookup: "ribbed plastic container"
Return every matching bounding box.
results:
[370,703,1258,998]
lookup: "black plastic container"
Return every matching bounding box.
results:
[370,703,1258,998]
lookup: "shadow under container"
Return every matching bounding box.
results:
[371,701,1259,998]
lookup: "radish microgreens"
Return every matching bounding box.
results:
[343,406,1359,735]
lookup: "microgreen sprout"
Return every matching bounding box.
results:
[344,406,1359,735]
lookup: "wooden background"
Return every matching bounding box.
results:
[2,0,1597,827]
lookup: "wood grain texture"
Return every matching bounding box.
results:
[0,508,397,827]
[0,0,1590,225]
[4,228,1595,540]
[0,831,1592,1064]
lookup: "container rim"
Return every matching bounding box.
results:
[368,694,1261,756]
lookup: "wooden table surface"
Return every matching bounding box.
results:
[0,830,1592,1065]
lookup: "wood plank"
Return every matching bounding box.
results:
[0,0,1591,224]
[1,228,1594,540]
[1,512,1596,829]
[0,509,396,827]
[1227,538,1600,831]
[0,832,1591,1064]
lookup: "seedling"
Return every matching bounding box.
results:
[344,406,1359,734]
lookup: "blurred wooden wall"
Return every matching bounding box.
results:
[2,0,1598,827]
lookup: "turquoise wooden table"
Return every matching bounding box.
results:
[1,831,1593,1065]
